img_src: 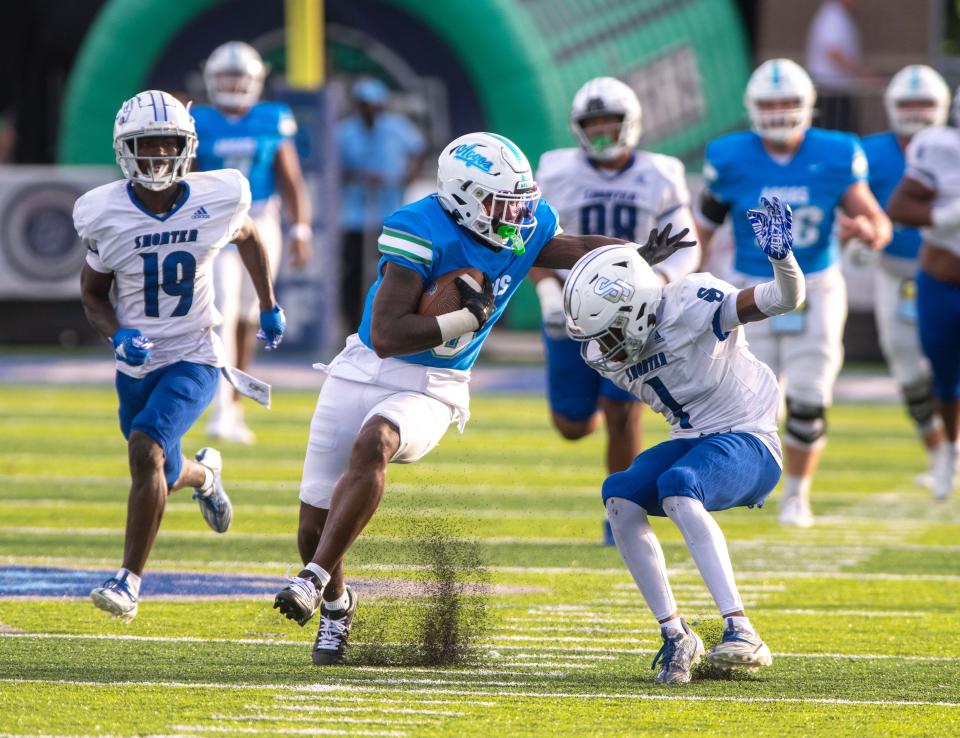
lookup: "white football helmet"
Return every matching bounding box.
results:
[570,76,642,161]
[113,90,197,192]
[204,41,266,110]
[436,132,540,254]
[563,245,662,373]
[744,59,816,144]
[884,65,950,136]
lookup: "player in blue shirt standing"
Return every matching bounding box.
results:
[271,131,694,665]
[193,41,312,444]
[862,65,951,489]
[696,59,891,527]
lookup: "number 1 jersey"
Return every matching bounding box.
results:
[73,169,251,377]
[593,273,782,465]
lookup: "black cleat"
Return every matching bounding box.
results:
[273,576,321,626]
[312,586,358,666]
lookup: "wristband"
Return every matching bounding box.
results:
[289,223,313,240]
[436,308,480,342]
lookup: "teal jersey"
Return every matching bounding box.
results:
[862,131,921,261]
[703,128,867,277]
[357,195,561,370]
[192,102,297,203]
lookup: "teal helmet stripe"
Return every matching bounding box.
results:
[910,65,920,90]
[486,132,523,161]
[771,60,781,87]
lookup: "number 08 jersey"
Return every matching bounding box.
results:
[73,169,251,377]
[593,273,783,465]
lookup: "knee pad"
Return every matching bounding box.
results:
[785,399,827,449]
[901,378,937,434]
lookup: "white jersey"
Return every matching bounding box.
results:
[74,169,251,377]
[536,148,700,282]
[591,273,782,464]
[904,126,960,257]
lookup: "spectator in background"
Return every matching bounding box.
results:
[336,78,426,331]
[804,0,873,131]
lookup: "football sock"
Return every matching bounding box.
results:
[662,496,744,615]
[783,474,811,504]
[605,497,677,622]
[659,616,685,637]
[323,590,350,612]
[300,562,331,590]
[725,615,753,633]
[198,465,214,494]
[117,568,141,597]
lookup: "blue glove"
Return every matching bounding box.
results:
[256,305,286,351]
[747,196,794,260]
[112,328,153,366]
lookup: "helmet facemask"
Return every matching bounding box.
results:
[116,133,196,192]
[207,71,264,110]
[750,97,812,144]
[575,113,628,161]
[575,312,656,373]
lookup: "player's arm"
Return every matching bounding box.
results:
[528,266,566,339]
[720,197,806,328]
[274,140,312,269]
[653,204,700,283]
[887,175,938,227]
[838,180,892,250]
[368,263,494,358]
[534,225,695,270]
[80,263,120,340]
[233,215,286,350]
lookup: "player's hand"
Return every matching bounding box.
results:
[289,237,312,270]
[455,274,495,330]
[747,196,793,260]
[636,223,697,266]
[112,328,153,366]
[257,305,286,351]
[535,278,567,340]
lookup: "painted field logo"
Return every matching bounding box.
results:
[452,144,493,172]
[594,276,635,304]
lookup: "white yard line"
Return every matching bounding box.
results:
[3,632,959,662]
[273,695,497,707]
[174,727,405,737]
[4,678,959,708]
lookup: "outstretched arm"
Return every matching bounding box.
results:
[721,197,806,329]
[533,225,696,270]
[274,140,312,269]
[233,215,285,350]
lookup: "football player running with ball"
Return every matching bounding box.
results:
[862,65,951,489]
[272,131,695,665]
[75,90,285,621]
[530,77,699,544]
[565,197,804,684]
[697,59,892,527]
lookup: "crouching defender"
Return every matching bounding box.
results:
[564,197,804,684]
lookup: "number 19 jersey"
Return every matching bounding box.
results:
[73,169,251,377]
[594,273,783,464]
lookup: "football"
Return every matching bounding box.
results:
[417,268,485,316]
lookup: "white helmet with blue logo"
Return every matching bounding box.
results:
[436,132,540,254]
[564,245,662,373]
[570,76,642,161]
[884,64,950,136]
[744,59,816,143]
[113,90,197,191]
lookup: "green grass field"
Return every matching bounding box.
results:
[1,383,959,737]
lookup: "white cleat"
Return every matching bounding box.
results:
[778,494,815,528]
[193,447,233,533]
[709,622,773,672]
[90,575,138,622]
[651,619,704,685]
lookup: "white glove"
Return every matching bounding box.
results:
[535,278,567,340]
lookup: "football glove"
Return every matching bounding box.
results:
[455,274,495,330]
[747,196,794,261]
[256,305,286,351]
[636,223,697,266]
[112,328,153,366]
